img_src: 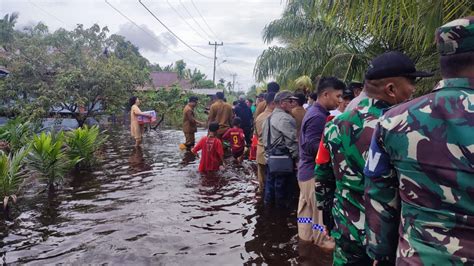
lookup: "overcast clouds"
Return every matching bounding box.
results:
[2,0,285,91]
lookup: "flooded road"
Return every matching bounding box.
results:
[0,127,332,265]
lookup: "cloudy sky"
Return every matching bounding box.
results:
[2,0,285,91]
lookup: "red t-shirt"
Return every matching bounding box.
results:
[192,136,224,173]
[222,127,245,154]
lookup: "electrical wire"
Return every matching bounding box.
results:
[105,0,207,67]
[178,0,214,40]
[165,0,208,42]
[189,0,230,58]
[138,0,213,60]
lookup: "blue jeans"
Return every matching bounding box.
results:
[264,166,295,208]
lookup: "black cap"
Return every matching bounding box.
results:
[365,51,433,80]
[342,88,355,100]
[189,96,198,102]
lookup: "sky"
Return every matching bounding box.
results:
[1,0,285,91]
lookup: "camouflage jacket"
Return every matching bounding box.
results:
[314,98,389,255]
[364,78,474,265]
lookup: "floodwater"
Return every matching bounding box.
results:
[0,127,332,265]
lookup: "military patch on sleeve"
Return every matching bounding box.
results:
[364,126,391,177]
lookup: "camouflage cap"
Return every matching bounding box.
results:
[436,16,474,56]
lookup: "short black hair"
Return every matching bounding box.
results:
[232,117,241,127]
[129,96,137,107]
[348,82,363,91]
[294,93,306,106]
[309,92,318,101]
[209,122,219,132]
[265,92,276,104]
[247,99,253,104]
[317,77,346,96]
[189,96,198,103]
[440,52,474,78]
[232,101,238,106]
[216,92,224,99]
[267,81,280,93]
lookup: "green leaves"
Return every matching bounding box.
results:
[0,146,29,209]
[65,125,108,169]
[26,132,79,188]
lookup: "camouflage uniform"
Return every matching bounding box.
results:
[315,98,389,265]
[364,17,474,265]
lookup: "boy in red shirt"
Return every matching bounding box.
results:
[222,117,246,163]
[192,122,224,173]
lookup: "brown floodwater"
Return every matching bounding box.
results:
[0,127,332,265]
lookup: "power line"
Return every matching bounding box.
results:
[28,0,67,26]
[138,0,213,60]
[189,0,230,58]
[179,0,214,40]
[189,0,219,41]
[105,0,207,68]
[165,0,208,42]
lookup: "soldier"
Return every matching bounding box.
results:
[315,51,432,265]
[364,17,474,265]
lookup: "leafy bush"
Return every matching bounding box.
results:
[66,125,108,169]
[26,132,79,189]
[0,118,35,152]
[0,146,29,210]
[136,87,210,127]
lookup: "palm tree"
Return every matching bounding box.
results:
[254,1,376,86]
[255,0,472,94]
[0,146,29,211]
[0,12,19,51]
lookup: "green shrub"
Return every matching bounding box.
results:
[66,125,108,169]
[0,146,29,210]
[0,118,35,152]
[26,132,79,189]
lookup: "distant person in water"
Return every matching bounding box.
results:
[183,96,204,150]
[192,122,224,173]
[208,92,233,139]
[129,96,152,147]
[223,117,246,163]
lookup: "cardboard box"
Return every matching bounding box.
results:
[138,110,157,124]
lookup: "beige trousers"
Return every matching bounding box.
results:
[257,163,266,193]
[297,178,325,245]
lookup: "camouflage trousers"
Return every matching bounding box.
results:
[333,233,372,266]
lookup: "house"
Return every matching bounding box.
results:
[137,71,193,91]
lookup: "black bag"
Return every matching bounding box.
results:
[265,115,294,175]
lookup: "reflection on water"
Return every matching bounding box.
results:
[0,127,332,265]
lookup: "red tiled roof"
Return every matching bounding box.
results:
[149,71,192,90]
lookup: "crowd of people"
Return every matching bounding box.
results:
[130,17,473,266]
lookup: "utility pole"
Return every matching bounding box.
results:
[231,73,237,92]
[209,41,223,85]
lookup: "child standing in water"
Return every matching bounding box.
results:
[192,122,224,173]
[222,117,246,163]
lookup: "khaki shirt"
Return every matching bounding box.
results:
[254,106,274,164]
[208,99,233,130]
[291,106,306,139]
[254,100,267,119]
[183,104,197,133]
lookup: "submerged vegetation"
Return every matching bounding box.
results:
[0,119,107,212]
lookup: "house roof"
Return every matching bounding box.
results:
[149,71,192,90]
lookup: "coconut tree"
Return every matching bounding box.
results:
[0,12,19,52]
[254,0,377,86]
